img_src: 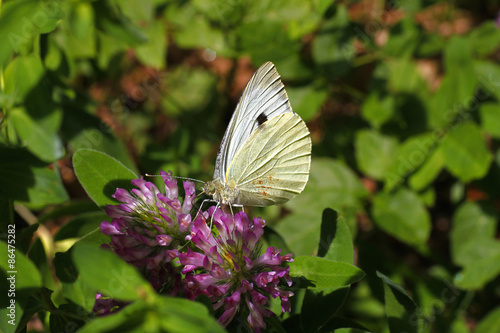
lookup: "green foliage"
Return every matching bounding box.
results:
[2,0,500,331]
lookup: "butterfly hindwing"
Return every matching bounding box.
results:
[225,113,311,206]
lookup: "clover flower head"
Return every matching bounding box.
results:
[100,170,195,291]
[179,207,294,332]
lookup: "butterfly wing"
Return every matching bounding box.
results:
[225,112,311,206]
[213,62,293,182]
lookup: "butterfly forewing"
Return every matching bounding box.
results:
[225,113,311,206]
[214,62,292,181]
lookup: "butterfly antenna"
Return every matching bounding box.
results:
[145,173,206,184]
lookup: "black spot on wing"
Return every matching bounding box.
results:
[256,112,268,126]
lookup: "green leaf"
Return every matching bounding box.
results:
[300,288,350,333]
[72,243,152,301]
[238,19,300,66]
[38,200,100,224]
[276,158,367,255]
[0,147,68,206]
[62,105,137,173]
[468,21,500,57]
[479,102,500,138]
[451,202,497,266]
[0,241,42,289]
[55,250,100,312]
[78,300,149,333]
[134,20,166,69]
[0,241,42,331]
[372,188,431,249]
[287,81,328,122]
[0,0,63,67]
[156,297,225,333]
[355,130,399,180]
[4,55,64,162]
[166,3,228,55]
[474,60,500,102]
[10,107,64,162]
[301,209,355,331]
[361,92,395,128]
[376,271,421,333]
[409,146,444,191]
[50,303,86,332]
[312,5,354,79]
[440,121,493,182]
[451,202,500,289]
[387,58,427,94]
[475,306,500,333]
[454,241,500,290]
[383,18,420,58]
[385,133,437,191]
[54,211,108,241]
[318,209,353,264]
[79,297,225,333]
[55,2,96,59]
[162,66,217,116]
[289,256,365,290]
[93,0,147,46]
[428,37,477,129]
[73,149,138,208]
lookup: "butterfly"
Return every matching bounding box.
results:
[202,62,312,208]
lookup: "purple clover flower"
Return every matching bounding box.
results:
[100,171,195,292]
[179,207,294,332]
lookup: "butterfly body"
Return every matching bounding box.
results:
[204,62,311,207]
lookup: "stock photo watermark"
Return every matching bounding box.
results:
[6,223,17,326]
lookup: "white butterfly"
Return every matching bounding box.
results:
[202,62,312,207]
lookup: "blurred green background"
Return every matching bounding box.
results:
[2,0,500,331]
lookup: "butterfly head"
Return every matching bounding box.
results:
[202,179,240,206]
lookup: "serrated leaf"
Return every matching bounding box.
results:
[440,121,493,182]
[372,188,431,249]
[73,149,138,208]
[289,256,365,290]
